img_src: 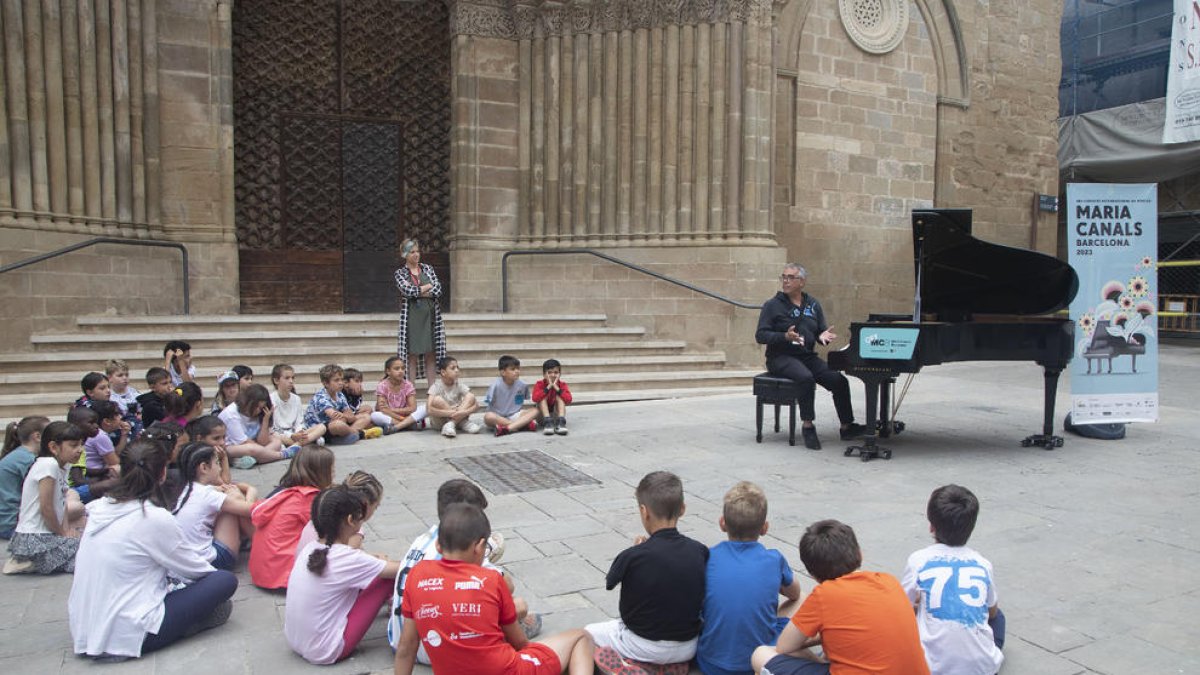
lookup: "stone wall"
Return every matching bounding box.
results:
[0,0,237,351]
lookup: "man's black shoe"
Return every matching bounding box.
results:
[840,422,869,441]
[802,426,821,450]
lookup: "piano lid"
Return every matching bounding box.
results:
[912,209,1079,321]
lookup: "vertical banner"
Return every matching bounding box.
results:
[1164,0,1200,144]
[1068,183,1158,424]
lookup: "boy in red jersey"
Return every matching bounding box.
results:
[394,503,594,675]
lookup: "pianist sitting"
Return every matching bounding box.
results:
[755,264,866,450]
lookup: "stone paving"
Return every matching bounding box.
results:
[2,344,1198,674]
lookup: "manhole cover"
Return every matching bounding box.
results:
[447,450,600,495]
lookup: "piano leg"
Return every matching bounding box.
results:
[844,379,893,462]
[1022,367,1065,449]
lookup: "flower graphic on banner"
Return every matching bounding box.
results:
[1076,256,1156,360]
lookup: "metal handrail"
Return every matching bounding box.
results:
[0,237,190,314]
[501,248,761,312]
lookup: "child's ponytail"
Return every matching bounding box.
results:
[306,486,366,575]
[2,416,50,457]
[172,442,218,514]
[107,439,170,508]
[164,382,203,418]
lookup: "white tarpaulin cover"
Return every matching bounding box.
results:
[1164,0,1200,144]
[1059,98,1200,182]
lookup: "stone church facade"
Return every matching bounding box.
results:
[0,0,1062,365]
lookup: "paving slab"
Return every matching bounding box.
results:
[0,344,1197,674]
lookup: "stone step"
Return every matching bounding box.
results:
[70,313,609,333]
[0,353,730,393]
[28,325,648,352]
[0,340,691,375]
[0,370,756,421]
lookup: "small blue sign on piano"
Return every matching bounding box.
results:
[859,327,921,360]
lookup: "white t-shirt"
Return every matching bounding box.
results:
[168,363,196,387]
[902,543,1003,675]
[271,391,304,434]
[173,483,228,562]
[69,498,215,658]
[295,520,366,553]
[16,457,66,534]
[218,402,260,446]
[284,541,387,665]
[111,387,140,415]
[428,379,470,407]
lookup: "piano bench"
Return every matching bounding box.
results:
[753,373,803,446]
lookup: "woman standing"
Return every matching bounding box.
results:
[69,439,237,661]
[394,239,446,389]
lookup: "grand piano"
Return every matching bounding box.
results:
[827,208,1079,460]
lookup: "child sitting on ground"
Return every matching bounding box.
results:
[65,407,118,504]
[0,416,50,540]
[211,370,241,415]
[426,356,481,438]
[484,355,539,436]
[586,471,709,669]
[172,442,259,571]
[269,364,327,445]
[372,357,428,433]
[73,372,110,409]
[750,519,929,675]
[697,481,801,675]
[902,484,1004,675]
[296,470,383,552]
[394,503,595,675]
[532,358,573,436]
[285,484,400,664]
[105,359,143,439]
[248,445,335,590]
[137,367,172,428]
[5,421,88,574]
[84,401,130,478]
[163,340,195,385]
[163,382,204,426]
[341,368,373,418]
[304,365,379,444]
[388,478,541,663]
[219,383,299,468]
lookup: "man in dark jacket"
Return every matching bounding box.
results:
[755,264,865,449]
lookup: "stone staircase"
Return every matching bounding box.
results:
[0,313,756,422]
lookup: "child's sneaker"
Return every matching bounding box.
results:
[363,427,383,439]
[232,456,257,470]
[415,418,427,431]
[441,421,458,438]
[555,417,568,435]
[519,612,543,639]
[525,421,538,433]
[281,444,301,459]
[382,424,401,435]
[316,436,326,447]
[2,556,32,575]
[543,417,556,435]
[463,421,482,434]
[494,424,510,437]
[486,532,505,563]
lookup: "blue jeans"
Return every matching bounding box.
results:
[141,570,237,653]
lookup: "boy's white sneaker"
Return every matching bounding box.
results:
[462,421,482,434]
[441,421,458,438]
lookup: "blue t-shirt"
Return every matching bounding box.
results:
[0,446,36,533]
[484,377,528,419]
[696,540,795,675]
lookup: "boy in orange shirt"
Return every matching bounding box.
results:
[750,519,929,675]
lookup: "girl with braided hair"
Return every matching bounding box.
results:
[171,443,258,571]
[68,439,237,661]
[284,485,400,664]
[295,470,384,552]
